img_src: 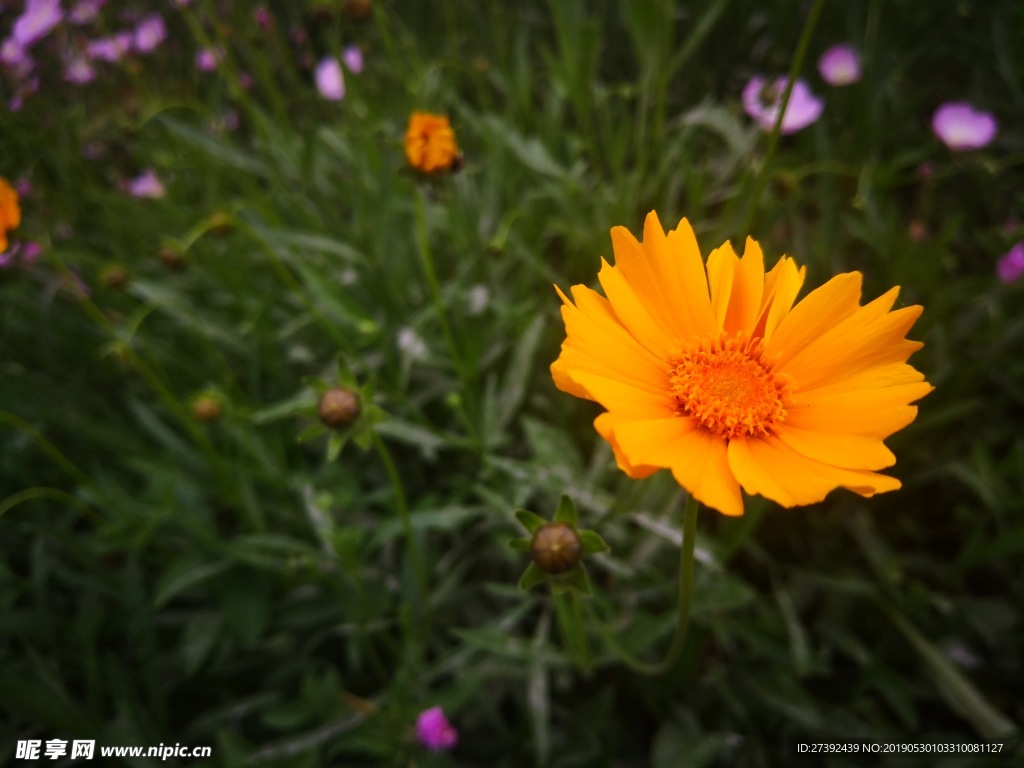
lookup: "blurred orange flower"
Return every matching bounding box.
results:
[0,178,21,252]
[551,212,931,517]
[404,112,460,173]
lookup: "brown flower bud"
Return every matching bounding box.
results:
[193,395,222,423]
[342,0,373,21]
[159,247,186,271]
[318,387,361,430]
[530,522,582,575]
[101,264,129,290]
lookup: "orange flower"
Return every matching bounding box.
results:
[404,112,460,173]
[0,177,21,253]
[551,212,931,517]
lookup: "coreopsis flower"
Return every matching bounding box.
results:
[997,242,1024,284]
[551,212,931,517]
[12,0,64,49]
[932,102,997,151]
[415,707,457,752]
[743,76,824,134]
[818,44,861,86]
[404,112,460,173]
[0,178,22,253]
[315,56,344,100]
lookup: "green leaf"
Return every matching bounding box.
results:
[578,529,610,555]
[518,562,548,592]
[326,432,347,462]
[515,508,547,534]
[296,423,324,443]
[154,560,230,609]
[568,564,592,596]
[553,494,578,526]
[509,537,532,552]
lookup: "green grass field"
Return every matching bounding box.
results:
[2,1,1023,766]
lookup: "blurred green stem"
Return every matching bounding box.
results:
[739,0,825,236]
[0,412,93,490]
[554,588,592,673]
[597,494,699,675]
[372,432,429,621]
[412,189,479,447]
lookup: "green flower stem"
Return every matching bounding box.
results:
[595,494,700,676]
[0,487,101,525]
[372,431,430,622]
[412,190,479,447]
[554,588,592,673]
[0,412,94,490]
[739,0,825,237]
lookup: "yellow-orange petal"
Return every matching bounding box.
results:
[728,434,901,508]
[753,256,806,341]
[571,371,675,417]
[775,426,895,470]
[597,258,673,358]
[785,381,933,438]
[594,412,660,479]
[769,272,864,367]
[613,417,744,516]
[705,241,737,333]
[552,284,669,395]
[722,237,765,337]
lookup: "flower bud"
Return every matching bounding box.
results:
[101,264,129,290]
[318,387,361,430]
[159,246,186,271]
[342,0,373,21]
[530,522,582,575]
[193,395,222,423]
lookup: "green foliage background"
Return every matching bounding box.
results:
[1,0,1022,765]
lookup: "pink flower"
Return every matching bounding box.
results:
[315,56,344,100]
[415,707,457,752]
[65,53,96,82]
[70,0,106,24]
[742,75,824,134]
[997,242,1024,284]
[932,102,997,151]
[15,178,33,197]
[253,6,272,30]
[196,47,222,72]
[818,44,861,86]
[2,241,43,269]
[126,169,165,199]
[342,45,363,74]
[87,32,133,62]
[1,38,34,77]
[133,15,166,53]
[12,0,64,49]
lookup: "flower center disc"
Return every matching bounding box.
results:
[669,334,789,440]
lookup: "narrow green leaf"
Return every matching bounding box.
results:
[327,432,348,461]
[578,529,610,555]
[508,537,532,552]
[518,562,548,592]
[553,494,578,526]
[515,509,547,534]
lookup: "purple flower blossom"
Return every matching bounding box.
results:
[12,0,64,48]
[2,241,43,269]
[70,0,106,24]
[15,178,32,197]
[87,32,133,62]
[253,6,272,30]
[743,75,824,134]
[416,707,457,752]
[196,47,222,72]
[1,38,34,77]
[997,242,1024,284]
[315,56,345,100]
[65,53,96,82]
[133,15,166,54]
[126,169,165,199]
[818,44,861,86]
[932,102,997,151]
[342,44,363,74]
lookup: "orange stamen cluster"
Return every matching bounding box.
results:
[669,333,789,440]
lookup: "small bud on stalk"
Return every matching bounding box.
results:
[318,387,361,430]
[531,522,582,575]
